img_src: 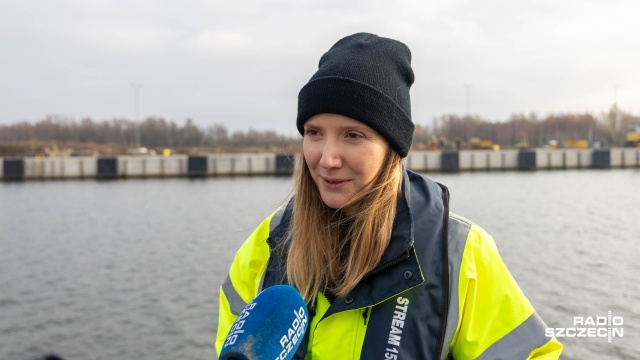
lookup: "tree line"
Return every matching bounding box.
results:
[0,116,300,155]
[416,106,638,149]
[1,106,638,156]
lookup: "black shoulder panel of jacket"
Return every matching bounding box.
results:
[261,199,312,360]
[263,197,294,290]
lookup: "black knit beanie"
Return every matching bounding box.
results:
[297,32,415,157]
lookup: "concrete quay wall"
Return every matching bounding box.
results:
[407,148,640,172]
[2,148,639,181]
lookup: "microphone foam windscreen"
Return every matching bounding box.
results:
[219,285,309,360]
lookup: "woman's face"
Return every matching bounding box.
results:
[302,113,390,210]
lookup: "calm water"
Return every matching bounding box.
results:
[0,170,638,360]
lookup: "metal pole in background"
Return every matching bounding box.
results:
[611,84,619,144]
[131,83,143,147]
[464,83,472,141]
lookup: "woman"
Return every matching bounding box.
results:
[216,33,562,359]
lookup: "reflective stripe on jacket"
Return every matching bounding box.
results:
[216,170,562,359]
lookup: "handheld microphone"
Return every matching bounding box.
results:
[219,285,309,360]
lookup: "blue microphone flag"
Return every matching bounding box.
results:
[219,285,309,360]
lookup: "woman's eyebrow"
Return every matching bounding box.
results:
[339,125,377,136]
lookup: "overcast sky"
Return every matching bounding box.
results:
[1,0,638,134]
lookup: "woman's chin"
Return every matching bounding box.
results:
[320,195,348,210]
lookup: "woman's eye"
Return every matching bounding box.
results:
[346,132,363,139]
[304,129,319,136]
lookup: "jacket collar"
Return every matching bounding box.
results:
[375,169,414,265]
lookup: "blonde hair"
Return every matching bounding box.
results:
[285,151,403,304]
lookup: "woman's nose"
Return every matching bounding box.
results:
[318,141,342,169]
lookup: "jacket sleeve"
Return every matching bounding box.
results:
[449,224,563,359]
[215,208,278,356]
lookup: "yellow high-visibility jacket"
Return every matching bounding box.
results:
[216,170,562,359]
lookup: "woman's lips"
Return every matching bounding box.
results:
[321,177,349,189]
